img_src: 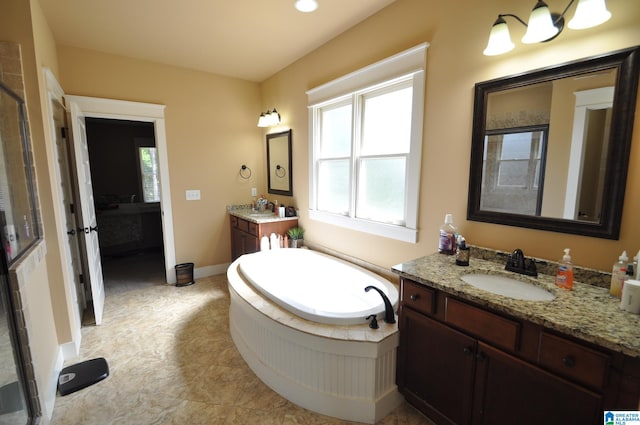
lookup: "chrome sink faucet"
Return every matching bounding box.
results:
[505,248,538,277]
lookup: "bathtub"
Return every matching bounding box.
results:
[237,248,398,325]
[227,249,402,424]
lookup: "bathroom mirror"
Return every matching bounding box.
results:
[468,46,640,239]
[267,130,293,197]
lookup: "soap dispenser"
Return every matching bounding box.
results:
[610,251,629,298]
[555,248,573,290]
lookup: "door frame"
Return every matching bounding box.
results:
[63,95,177,284]
[44,68,84,358]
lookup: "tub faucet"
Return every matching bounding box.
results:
[364,286,396,324]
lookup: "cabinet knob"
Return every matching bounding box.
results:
[463,346,473,356]
[476,351,486,361]
[562,356,576,368]
[410,294,419,301]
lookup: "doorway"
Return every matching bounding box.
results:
[84,118,165,281]
[64,95,176,290]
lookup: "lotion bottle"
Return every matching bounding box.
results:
[555,248,573,290]
[610,251,628,298]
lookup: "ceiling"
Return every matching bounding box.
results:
[38,0,396,82]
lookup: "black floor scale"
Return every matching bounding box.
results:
[58,357,109,396]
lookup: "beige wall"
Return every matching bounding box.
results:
[56,47,265,267]
[260,0,640,272]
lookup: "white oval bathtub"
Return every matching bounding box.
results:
[237,248,398,325]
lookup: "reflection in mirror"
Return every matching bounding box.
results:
[468,46,640,239]
[267,130,293,196]
[482,125,548,216]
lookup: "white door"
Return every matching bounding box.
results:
[68,101,105,325]
[52,99,86,314]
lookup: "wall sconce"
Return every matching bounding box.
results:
[295,0,318,13]
[483,0,611,56]
[257,109,281,127]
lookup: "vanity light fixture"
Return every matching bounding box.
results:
[483,0,611,56]
[257,109,281,127]
[294,0,318,13]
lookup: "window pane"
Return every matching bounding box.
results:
[500,133,532,159]
[139,147,160,202]
[361,86,412,155]
[317,159,349,214]
[356,157,406,224]
[320,104,352,158]
[497,160,528,187]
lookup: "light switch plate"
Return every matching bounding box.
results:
[186,190,200,201]
[251,187,257,197]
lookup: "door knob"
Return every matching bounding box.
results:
[66,229,76,235]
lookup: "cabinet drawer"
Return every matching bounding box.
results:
[230,215,238,228]
[401,279,435,316]
[248,222,258,236]
[236,218,249,232]
[538,332,610,389]
[444,298,520,352]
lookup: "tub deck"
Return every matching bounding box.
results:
[227,256,402,424]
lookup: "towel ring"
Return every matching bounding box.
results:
[275,165,286,178]
[239,164,252,179]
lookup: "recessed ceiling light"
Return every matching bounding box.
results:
[295,0,318,13]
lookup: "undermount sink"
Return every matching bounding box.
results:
[461,274,555,301]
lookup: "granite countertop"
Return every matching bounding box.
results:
[392,253,640,358]
[228,207,299,224]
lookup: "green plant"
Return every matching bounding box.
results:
[287,227,304,240]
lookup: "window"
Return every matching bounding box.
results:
[307,43,428,243]
[481,125,548,216]
[138,146,160,202]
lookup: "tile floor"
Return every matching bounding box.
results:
[50,250,434,425]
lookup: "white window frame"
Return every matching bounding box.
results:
[307,43,428,243]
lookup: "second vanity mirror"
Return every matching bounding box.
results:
[468,46,640,239]
[267,130,293,196]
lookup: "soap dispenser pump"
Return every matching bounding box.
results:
[555,248,573,290]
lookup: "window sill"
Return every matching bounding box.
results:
[309,210,417,243]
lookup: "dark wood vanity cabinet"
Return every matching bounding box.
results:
[397,277,637,425]
[230,215,298,260]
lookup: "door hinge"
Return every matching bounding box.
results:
[61,127,68,138]
[79,274,84,284]
[69,203,75,214]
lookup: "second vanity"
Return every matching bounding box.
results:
[392,252,640,425]
[229,207,298,260]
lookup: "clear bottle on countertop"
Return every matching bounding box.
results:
[555,248,574,290]
[632,250,639,280]
[438,213,457,255]
[610,250,629,298]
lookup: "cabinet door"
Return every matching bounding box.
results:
[473,342,602,425]
[399,308,476,425]
[231,228,259,260]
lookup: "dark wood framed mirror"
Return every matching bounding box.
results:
[468,46,640,239]
[267,130,293,197]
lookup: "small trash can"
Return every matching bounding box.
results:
[175,262,195,287]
